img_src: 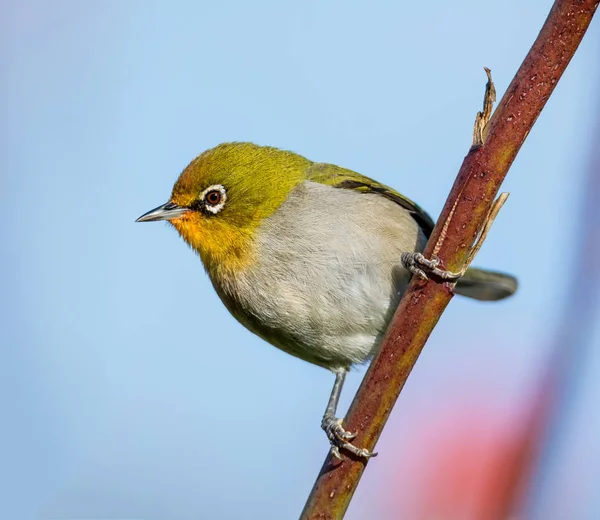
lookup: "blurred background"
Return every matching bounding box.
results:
[2,1,599,518]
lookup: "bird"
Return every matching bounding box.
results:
[136,142,517,458]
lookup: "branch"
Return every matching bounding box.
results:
[301,1,598,518]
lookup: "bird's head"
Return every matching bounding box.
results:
[137,142,310,276]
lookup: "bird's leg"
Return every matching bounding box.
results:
[321,369,377,459]
[401,252,462,282]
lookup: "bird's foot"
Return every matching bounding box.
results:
[321,415,377,460]
[401,252,462,282]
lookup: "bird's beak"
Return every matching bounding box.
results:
[135,202,190,222]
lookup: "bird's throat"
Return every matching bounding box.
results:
[169,216,256,277]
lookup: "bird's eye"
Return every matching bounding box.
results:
[205,190,222,206]
[200,184,227,215]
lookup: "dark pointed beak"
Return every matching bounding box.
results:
[135,202,190,222]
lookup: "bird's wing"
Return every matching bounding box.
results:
[306,162,436,237]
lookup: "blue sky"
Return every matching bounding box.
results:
[2,1,599,518]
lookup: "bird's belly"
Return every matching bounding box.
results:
[224,259,405,369]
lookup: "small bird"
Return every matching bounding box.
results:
[137,142,517,458]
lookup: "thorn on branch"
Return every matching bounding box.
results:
[424,193,509,282]
[472,67,496,147]
[461,192,510,275]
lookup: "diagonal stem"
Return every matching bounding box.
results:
[301,1,599,518]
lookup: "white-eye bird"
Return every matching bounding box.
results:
[137,142,517,457]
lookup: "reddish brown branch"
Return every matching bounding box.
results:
[301,1,598,518]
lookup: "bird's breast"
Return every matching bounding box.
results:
[212,181,427,369]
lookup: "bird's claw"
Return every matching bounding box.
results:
[401,252,462,282]
[321,415,377,460]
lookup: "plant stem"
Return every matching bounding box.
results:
[301,1,598,518]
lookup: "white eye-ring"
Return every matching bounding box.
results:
[200,184,227,214]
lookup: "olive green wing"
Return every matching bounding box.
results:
[306,162,435,237]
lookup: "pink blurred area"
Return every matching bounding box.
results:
[382,395,532,519]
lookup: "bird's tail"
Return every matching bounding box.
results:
[454,267,518,301]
